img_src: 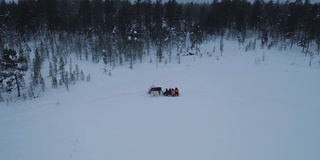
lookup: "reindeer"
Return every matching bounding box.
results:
[148,85,162,96]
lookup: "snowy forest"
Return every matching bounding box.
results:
[0,0,320,100]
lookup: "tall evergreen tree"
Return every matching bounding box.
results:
[190,23,203,54]
[46,0,59,30]
[79,0,92,33]
[209,0,220,33]
[59,57,65,84]
[153,0,165,62]
[104,0,116,33]
[0,49,28,97]
[153,0,164,41]
[165,0,178,28]
[92,0,105,33]
[118,0,133,39]
[250,0,263,30]
[32,48,43,86]
[40,76,45,91]
[58,0,74,31]
[143,0,153,39]
[183,2,196,31]
[0,0,8,52]
[17,0,33,37]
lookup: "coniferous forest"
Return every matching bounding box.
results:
[0,0,320,99]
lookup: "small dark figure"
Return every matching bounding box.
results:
[174,87,179,96]
[168,88,172,96]
[148,86,162,95]
[171,88,175,96]
[164,88,169,96]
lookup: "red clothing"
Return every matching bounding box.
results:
[175,88,179,94]
[171,89,175,96]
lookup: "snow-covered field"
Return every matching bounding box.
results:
[1,40,320,160]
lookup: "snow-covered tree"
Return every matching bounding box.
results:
[28,84,35,100]
[80,70,85,81]
[0,81,4,92]
[86,74,91,82]
[49,62,54,78]
[0,49,28,97]
[59,57,65,84]
[0,0,8,53]
[51,76,58,88]
[32,48,43,87]
[157,42,163,63]
[75,64,80,80]
[40,76,45,92]
[0,93,4,102]
[64,71,70,91]
[52,56,58,77]
[220,39,224,56]
[190,24,203,55]
[70,71,76,85]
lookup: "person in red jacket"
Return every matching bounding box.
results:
[174,87,179,96]
[168,88,172,96]
[171,88,175,96]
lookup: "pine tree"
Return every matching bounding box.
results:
[153,0,165,53]
[250,0,263,30]
[46,0,59,31]
[40,76,45,92]
[86,74,91,82]
[104,0,116,33]
[108,70,112,77]
[0,49,28,97]
[49,62,54,78]
[190,24,203,54]
[165,0,178,28]
[64,71,70,91]
[22,93,27,101]
[52,76,58,88]
[118,0,133,39]
[0,0,8,52]
[79,0,92,32]
[316,38,320,54]
[92,0,105,33]
[0,81,4,92]
[0,93,4,102]
[220,39,224,56]
[17,0,34,37]
[59,57,65,84]
[102,48,108,64]
[69,58,73,75]
[157,42,163,63]
[80,70,85,81]
[53,56,58,77]
[70,71,76,85]
[32,48,42,86]
[75,64,80,81]
[28,84,35,100]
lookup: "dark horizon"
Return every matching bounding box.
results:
[4,0,320,4]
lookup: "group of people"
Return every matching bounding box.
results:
[163,87,179,97]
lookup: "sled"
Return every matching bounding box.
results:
[148,86,180,97]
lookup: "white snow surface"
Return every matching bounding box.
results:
[1,40,320,160]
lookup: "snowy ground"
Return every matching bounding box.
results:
[1,40,320,160]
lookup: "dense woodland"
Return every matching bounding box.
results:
[0,0,320,100]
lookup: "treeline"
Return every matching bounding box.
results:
[0,0,320,100]
[1,0,320,51]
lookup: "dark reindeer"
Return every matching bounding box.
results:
[148,86,162,96]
